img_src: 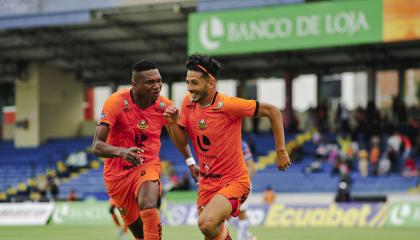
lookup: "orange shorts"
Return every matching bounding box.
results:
[105,164,161,225]
[198,181,250,217]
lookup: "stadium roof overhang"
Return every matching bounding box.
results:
[1,0,420,86]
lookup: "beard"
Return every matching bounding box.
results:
[191,89,209,103]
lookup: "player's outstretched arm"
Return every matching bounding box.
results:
[256,102,291,171]
[92,124,144,165]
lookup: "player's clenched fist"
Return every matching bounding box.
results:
[188,164,200,184]
[163,105,179,125]
[276,149,291,171]
[120,147,144,165]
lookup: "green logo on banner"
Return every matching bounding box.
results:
[385,202,420,227]
[199,17,225,50]
[189,0,383,55]
[52,202,113,225]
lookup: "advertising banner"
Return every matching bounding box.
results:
[160,203,389,227]
[0,202,54,226]
[189,0,382,55]
[51,201,112,225]
[384,202,420,227]
[45,201,420,227]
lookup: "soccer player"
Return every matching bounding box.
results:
[164,54,291,240]
[229,140,257,240]
[109,198,129,240]
[92,60,196,240]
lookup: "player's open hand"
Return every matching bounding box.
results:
[163,105,179,125]
[276,149,291,171]
[121,147,144,165]
[188,164,200,184]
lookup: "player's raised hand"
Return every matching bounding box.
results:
[163,105,179,125]
[276,149,291,171]
[121,147,144,165]
[188,164,200,184]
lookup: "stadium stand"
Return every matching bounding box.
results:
[0,137,94,201]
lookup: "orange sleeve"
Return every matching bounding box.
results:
[159,96,174,126]
[99,95,120,127]
[178,94,191,128]
[224,96,258,119]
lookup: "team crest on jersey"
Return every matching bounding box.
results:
[159,102,166,108]
[198,119,207,130]
[217,101,223,108]
[137,119,149,130]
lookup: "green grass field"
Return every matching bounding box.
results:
[0,225,419,240]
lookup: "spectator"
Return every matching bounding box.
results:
[37,176,48,201]
[353,106,368,146]
[370,137,381,176]
[335,173,351,202]
[400,134,413,160]
[387,131,402,153]
[378,155,391,176]
[168,171,180,191]
[67,189,79,201]
[336,103,350,134]
[49,177,59,201]
[402,157,418,178]
[177,173,191,191]
[358,149,369,177]
[316,101,328,133]
[263,185,276,205]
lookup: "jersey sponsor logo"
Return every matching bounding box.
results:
[198,119,207,130]
[200,171,222,180]
[140,170,146,177]
[135,134,147,147]
[197,135,211,152]
[123,164,138,170]
[198,153,217,159]
[137,120,149,130]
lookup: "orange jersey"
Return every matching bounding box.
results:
[178,92,258,191]
[99,88,172,181]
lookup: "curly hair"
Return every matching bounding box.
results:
[186,54,221,80]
